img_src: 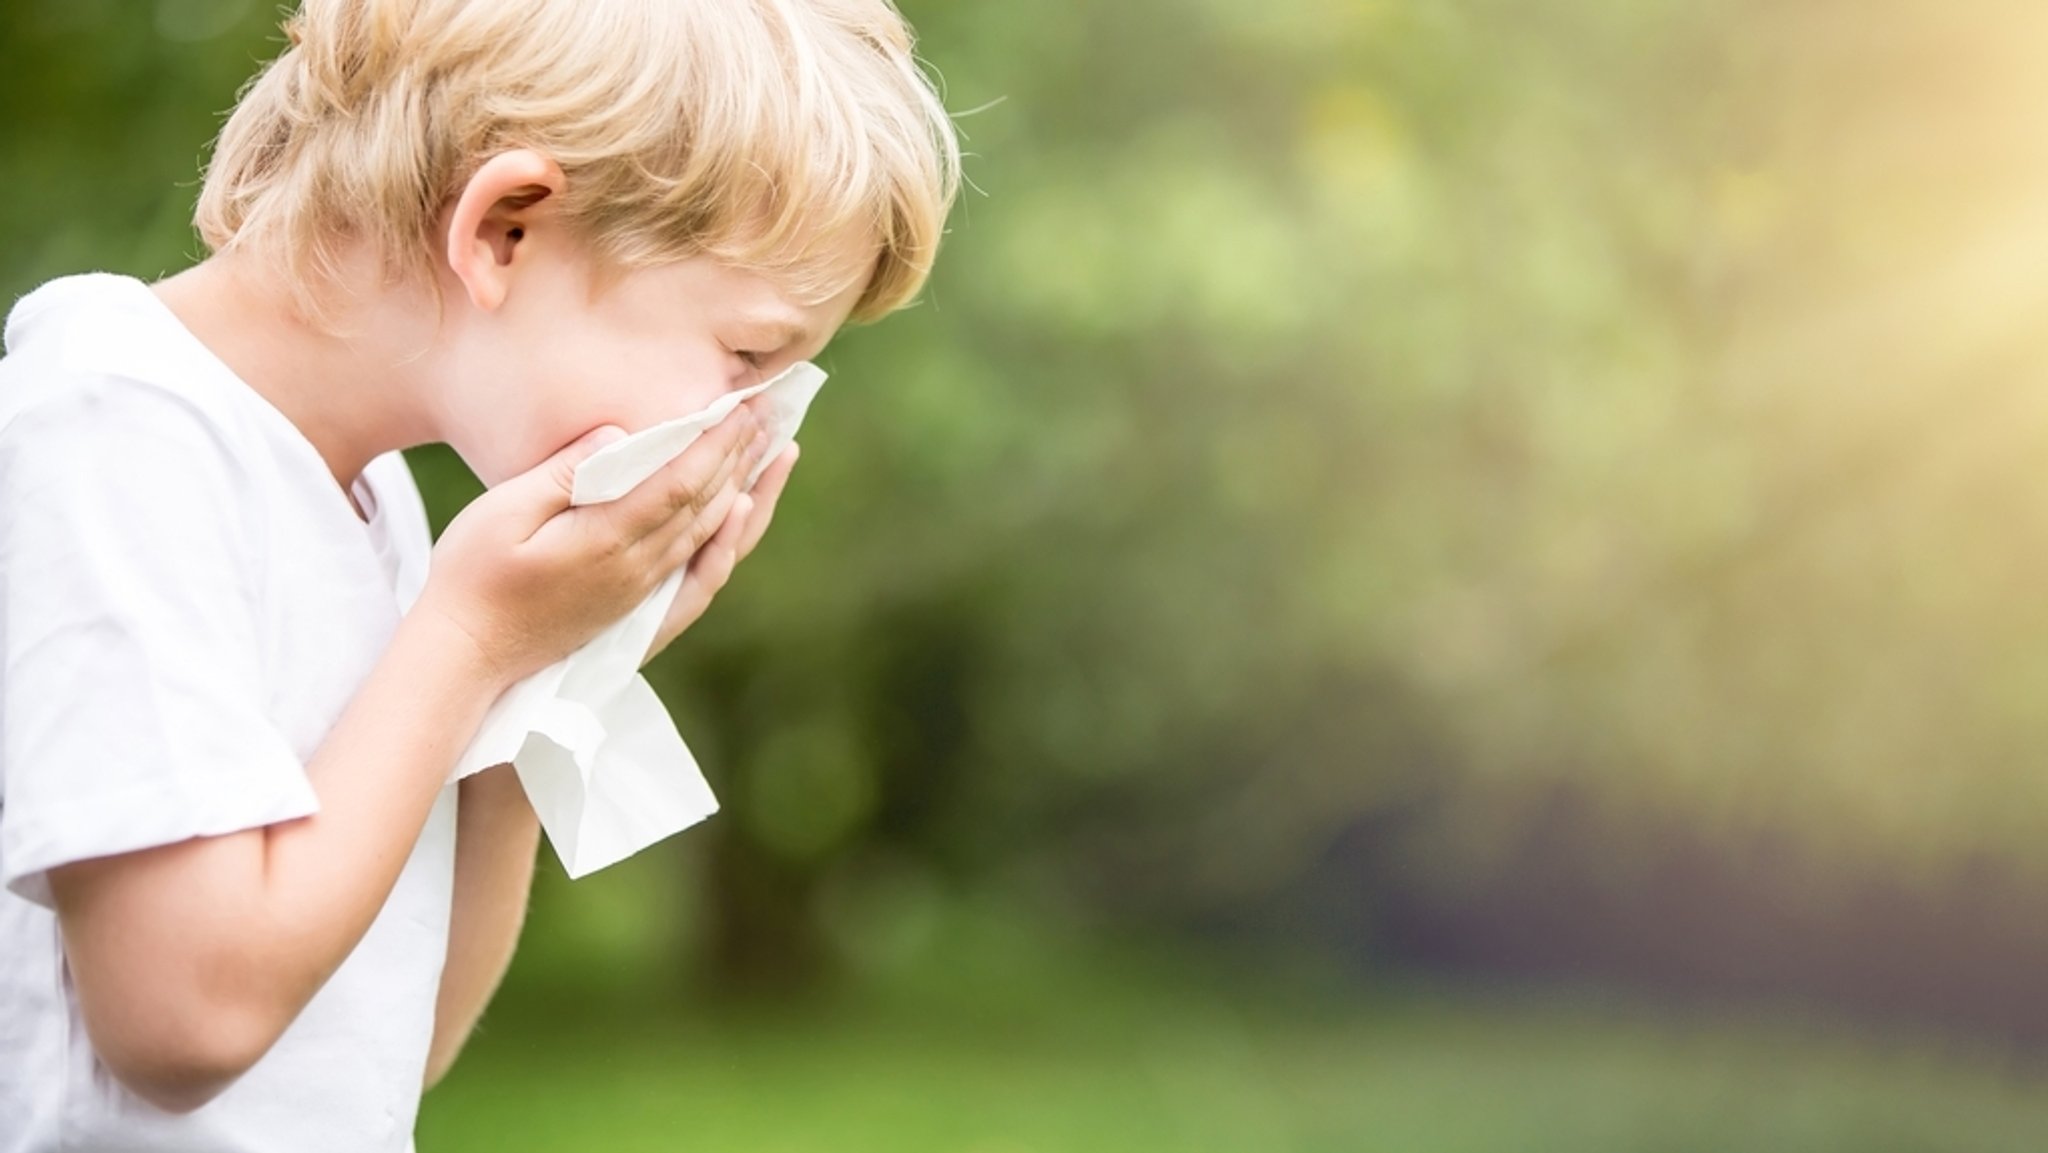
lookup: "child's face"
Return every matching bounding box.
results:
[437,242,867,486]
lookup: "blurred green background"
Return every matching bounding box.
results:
[13,0,2048,1148]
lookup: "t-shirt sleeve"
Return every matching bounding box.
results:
[0,380,319,907]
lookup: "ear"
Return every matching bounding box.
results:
[444,149,567,313]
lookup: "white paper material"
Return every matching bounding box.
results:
[451,361,827,877]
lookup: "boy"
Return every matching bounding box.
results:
[0,0,958,1149]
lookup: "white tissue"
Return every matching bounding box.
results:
[450,361,827,877]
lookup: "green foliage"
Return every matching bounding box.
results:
[10,0,2048,987]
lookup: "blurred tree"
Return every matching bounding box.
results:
[13,0,2048,996]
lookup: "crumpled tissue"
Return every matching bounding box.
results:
[449,361,827,877]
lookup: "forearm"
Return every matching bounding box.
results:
[51,611,508,1107]
[426,765,542,1087]
[261,612,506,968]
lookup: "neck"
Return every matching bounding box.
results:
[151,252,446,499]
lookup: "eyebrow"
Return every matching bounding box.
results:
[735,313,810,350]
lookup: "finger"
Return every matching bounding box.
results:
[669,409,771,514]
[684,500,749,595]
[733,398,777,477]
[647,571,710,663]
[735,444,797,559]
[668,530,741,632]
[644,500,749,662]
[606,407,760,541]
[642,476,743,574]
[658,488,749,577]
[498,425,627,535]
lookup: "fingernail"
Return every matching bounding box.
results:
[591,424,627,448]
[736,493,756,519]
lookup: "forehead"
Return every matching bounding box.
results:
[712,214,883,307]
[590,250,869,350]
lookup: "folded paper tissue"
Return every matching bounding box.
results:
[449,361,827,877]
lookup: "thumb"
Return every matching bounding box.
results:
[498,424,628,514]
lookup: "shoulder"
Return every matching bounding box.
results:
[0,274,273,498]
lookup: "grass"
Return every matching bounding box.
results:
[418,902,2048,1152]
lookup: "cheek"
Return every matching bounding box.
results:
[455,327,736,482]
[441,332,599,486]
[506,331,668,468]
[572,352,738,438]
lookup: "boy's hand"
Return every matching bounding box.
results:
[417,407,772,685]
[643,442,799,663]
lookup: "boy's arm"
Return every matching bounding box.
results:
[419,444,799,1088]
[425,765,542,1088]
[44,415,767,1116]
[49,612,507,1114]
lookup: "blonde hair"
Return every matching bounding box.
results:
[195,0,960,323]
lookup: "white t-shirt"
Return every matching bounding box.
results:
[0,274,458,1152]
